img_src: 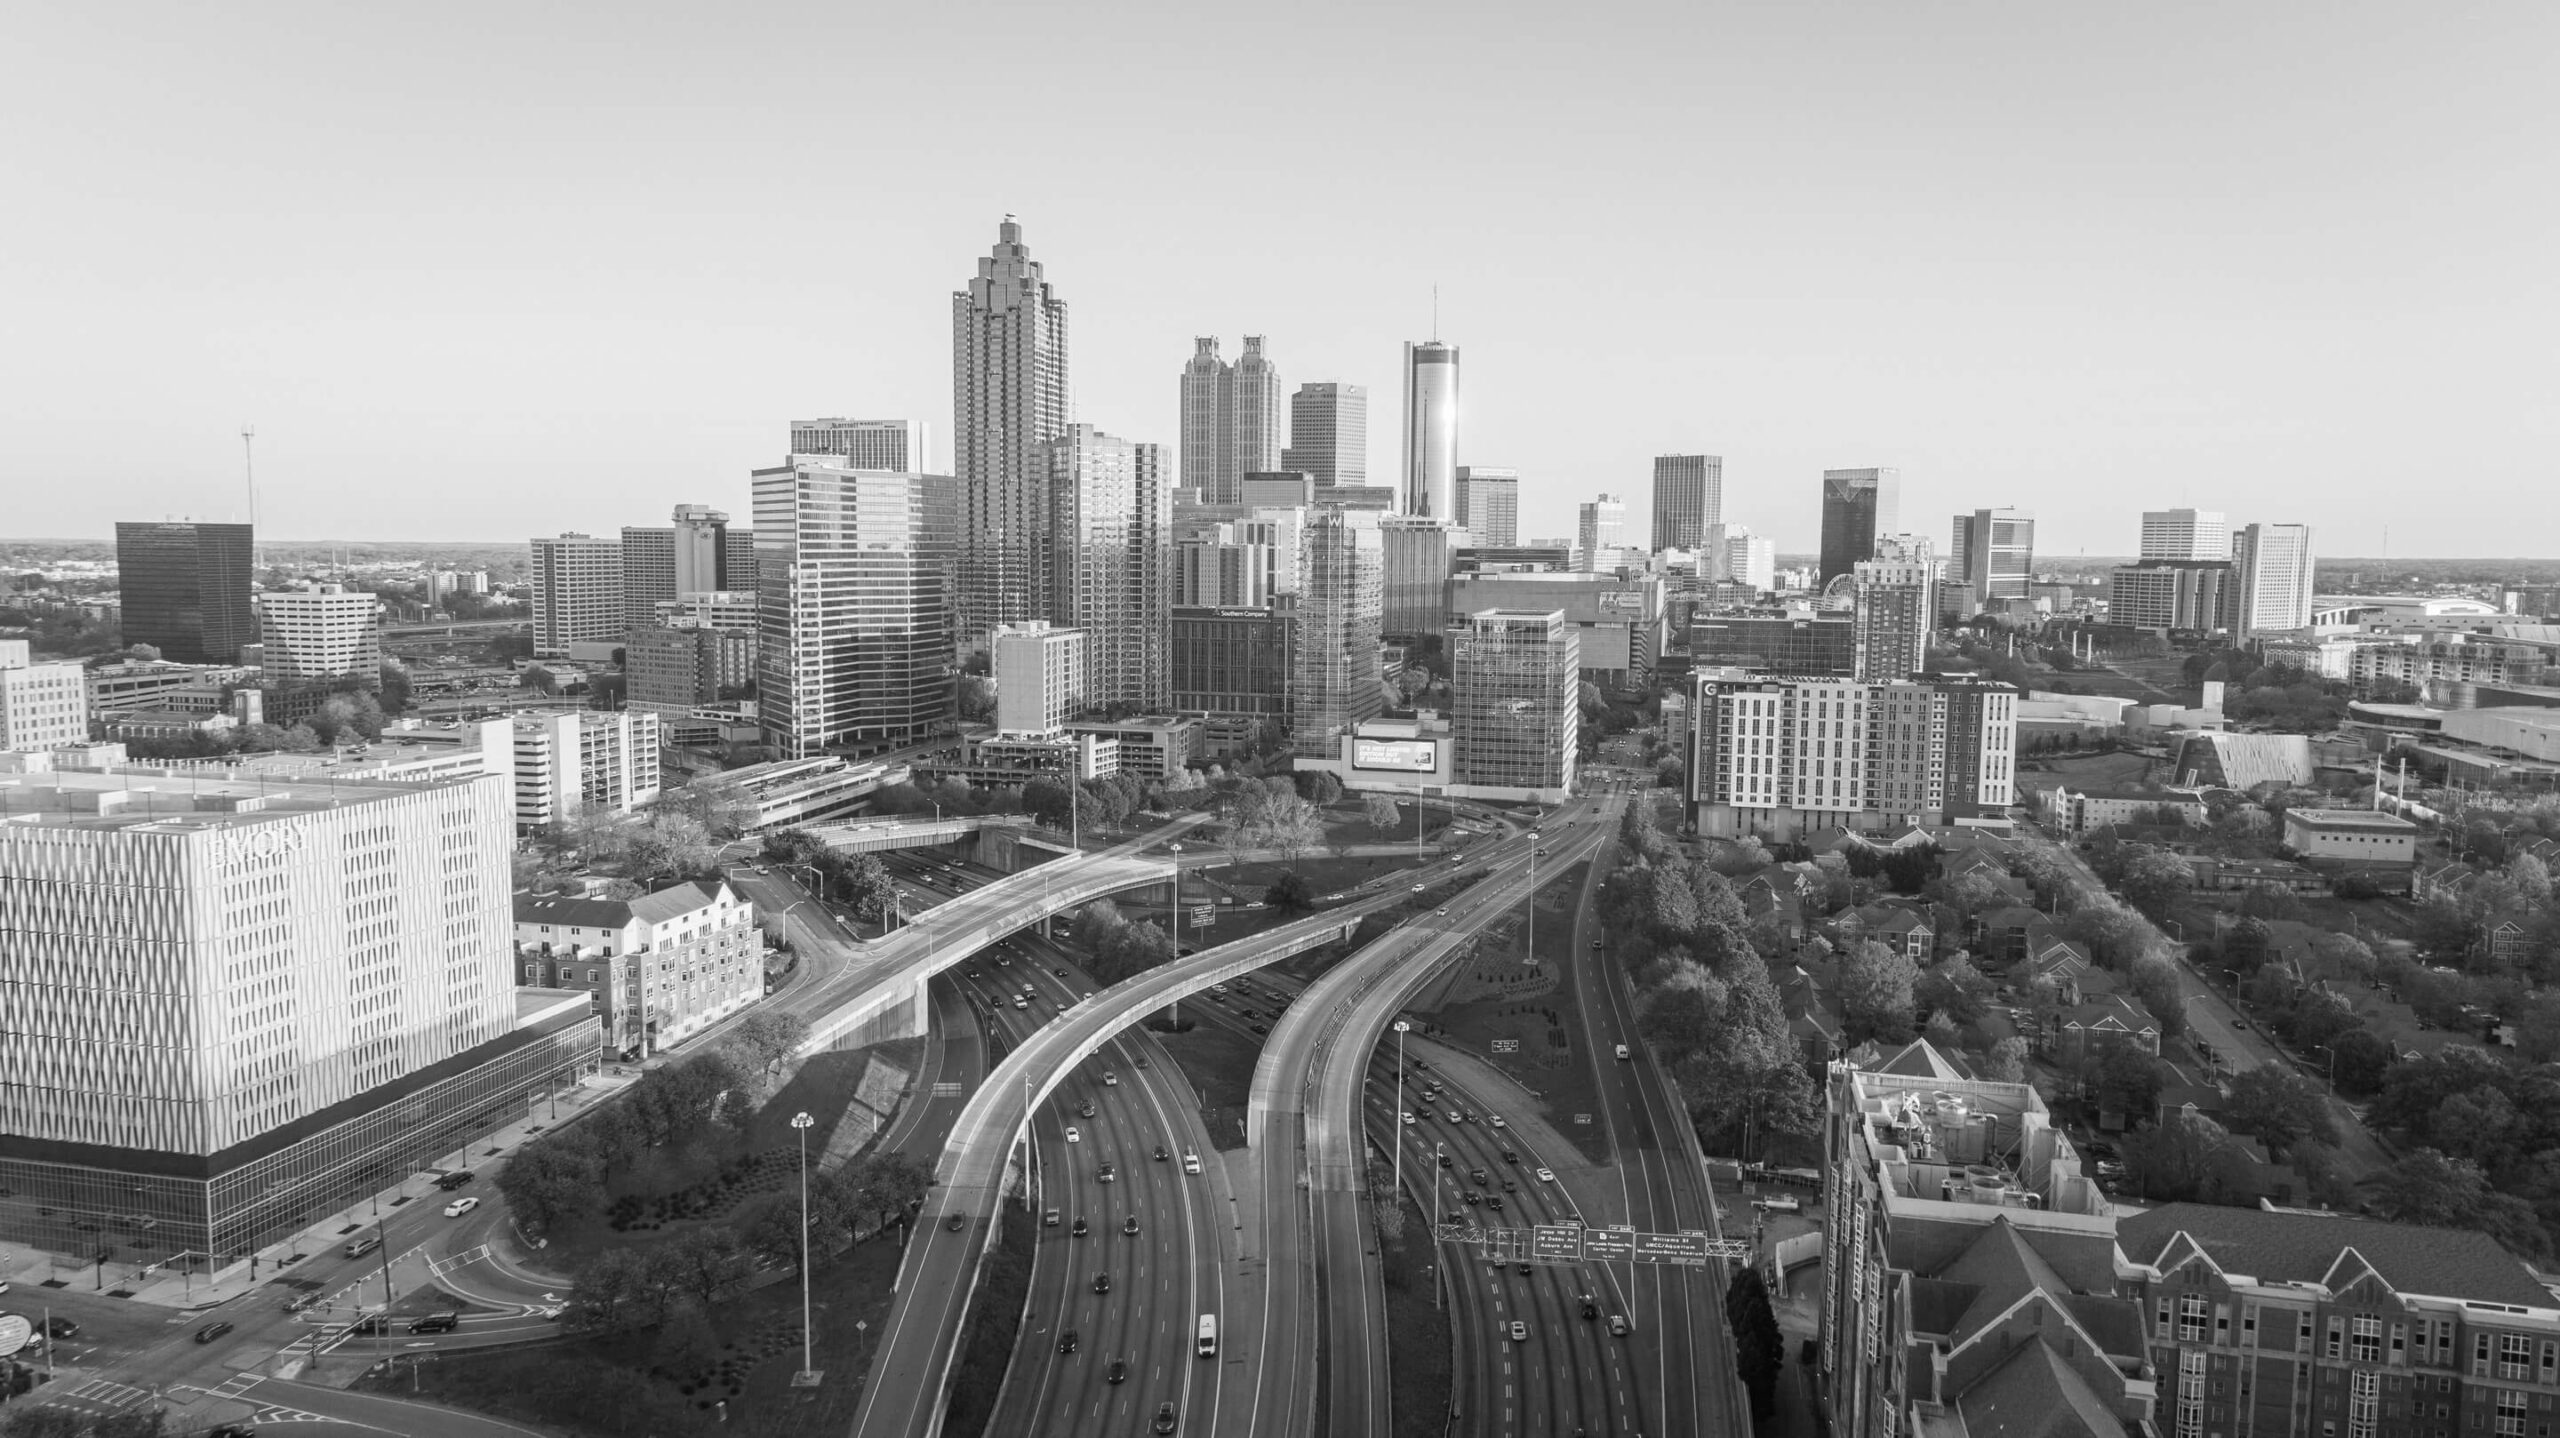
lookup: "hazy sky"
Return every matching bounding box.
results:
[6,2,2554,559]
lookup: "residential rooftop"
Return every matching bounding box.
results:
[2283,808,2419,832]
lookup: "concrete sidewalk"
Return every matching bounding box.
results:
[0,1069,639,1311]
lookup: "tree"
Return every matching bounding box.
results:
[722,1011,810,1096]
[2222,1064,2337,1154]
[1725,1265,1784,1421]
[1266,868,1315,912]
[1915,954,1993,1026]
[1295,770,1343,805]
[850,1151,934,1235]
[1839,940,1919,1044]
[1253,792,1328,871]
[2118,851,2194,914]
[2127,954,2188,1042]
[736,1191,807,1272]
[496,1129,606,1235]
[2086,1044,2166,1120]
[1363,791,1402,835]
[657,1225,752,1308]
[560,1247,655,1331]
[2374,1149,2549,1259]
[956,675,997,721]
[1979,1036,2030,1083]
[2121,1111,2249,1203]
[651,1303,724,1377]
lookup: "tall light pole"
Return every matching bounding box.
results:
[1392,1021,1411,1202]
[789,1111,820,1388]
[1168,843,1183,956]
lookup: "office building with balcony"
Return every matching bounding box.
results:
[2108,561,2238,634]
[256,583,384,689]
[114,521,256,664]
[516,879,763,1059]
[1853,558,1939,681]
[0,765,596,1267]
[1447,608,1580,803]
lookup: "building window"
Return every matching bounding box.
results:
[2356,1318,2384,1365]
[2183,1295,2212,1343]
[2181,1349,2208,1438]
[2503,1390,2530,1437]
[2329,1319,2345,1361]
[2351,1370,2381,1438]
[2504,1335,2534,1381]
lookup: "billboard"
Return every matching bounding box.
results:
[1352,738,1439,772]
[1596,588,1647,614]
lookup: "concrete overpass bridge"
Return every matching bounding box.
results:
[797,813,1084,870]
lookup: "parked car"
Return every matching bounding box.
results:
[435,1171,477,1191]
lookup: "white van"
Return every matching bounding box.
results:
[1614,1043,1631,1061]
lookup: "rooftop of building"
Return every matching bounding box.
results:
[0,764,477,833]
[514,879,737,932]
[2117,1202,2553,1308]
[2282,808,2418,831]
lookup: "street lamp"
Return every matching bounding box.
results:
[789,1110,821,1388]
[1168,843,1183,956]
[1392,1021,1411,1202]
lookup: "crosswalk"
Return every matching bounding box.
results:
[42,1372,328,1429]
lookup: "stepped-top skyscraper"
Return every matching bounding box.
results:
[1280,382,1366,489]
[1178,336,1282,504]
[1818,468,1901,584]
[953,216,1071,653]
[1400,341,1460,520]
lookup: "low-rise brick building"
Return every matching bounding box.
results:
[515,880,762,1058]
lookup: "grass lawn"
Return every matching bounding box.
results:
[1214,853,1413,899]
[1382,1187,1454,1438]
[1144,1017,1267,1150]
[1417,864,1617,1165]
[351,1226,910,1437]
[2018,749,2158,790]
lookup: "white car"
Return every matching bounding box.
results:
[1535,1167,1556,1183]
[1508,1320,1529,1342]
[442,1196,479,1219]
[1401,1111,1417,1125]
[1489,1115,1507,1129]
[1065,1126,1081,1143]
[1102,1071,1119,1087]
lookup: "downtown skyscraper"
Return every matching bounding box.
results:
[1818,468,1901,585]
[953,216,1071,653]
[752,458,951,755]
[1651,454,1723,551]
[1178,335,1282,504]
[2233,521,2316,637]
[1290,508,1385,758]
[115,521,256,664]
[1454,465,1520,545]
[1047,424,1172,711]
[1400,341,1459,520]
[1280,382,1366,489]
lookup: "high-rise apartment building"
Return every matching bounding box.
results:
[115,521,257,664]
[1178,336,1283,505]
[620,525,677,631]
[1400,342,1460,519]
[789,418,930,473]
[626,625,757,715]
[1447,608,1580,800]
[1725,527,1777,593]
[1379,516,1461,640]
[953,216,1071,653]
[2107,560,2236,633]
[671,504,734,595]
[1280,382,1366,489]
[1577,495,1628,570]
[753,460,952,757]
[991,620,1087,736]
[257,583,385,689]
[2234,522,2316,637]
[0,765,594,1262]
[722,527,759,595]
[2139,507,2229,562]
[1818,469,1901,585]
[1046,424,1171,712]
[0,640,87,752]
[1684,671,2018,836]
[1290,509,1384,757]
[531,533,627,656]
[1454,465,1520,546]
[1851,557,1938,681]
[1175,535,1277,608]
[510,708,662,829]
[653,590,758,633]
[1949,508,2036,603]
[1651,454,1723,551]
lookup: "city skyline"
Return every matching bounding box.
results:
[8,7,2552,557]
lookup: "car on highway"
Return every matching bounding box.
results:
[1065,1126,1081,1143]
[1400,1111,1416,1125]
[1490,1115,1507,1129]
[1486,1195,1505,1211]
[1581,1295,1599,1319]
[1592,939,1604,950]
[1535,1167,1556,1182]
[1099,1162,1117,1183]
[1045,1208,1061,1227]
[1079,1100,1098,1118]
[1470,1168,1489,1185]
[1436,907,1449,916]
[1154,1402,1179,1434]
[1437,1152,1453,1167]
[946,1212,967,1232]
[1013,996,1029,1010]
[1250,1023,1268,1034]
[408,1312,460,1335]
[1136,1054,1151,1068]
[1093,1272,1111,1294]
[2233,1018,2251,1029]
[1508,1320,1529,1342]
[1154,1144,1170,1161]
[1447,1109,1464,1123]
[1102,1070,1119,1086]
[1502,1177,1518,1192]
[1614,1043,1631,1060]
[349,1315,391,1335]
[1609,1314,1629,1336]
[1183,1150,1201,1173]
[1107,1358,1129,1384]
[42,1317,78,1339]
[1501,1148,1518,1164]
[282,1292,318,1312]
[442,1196,479,1218]
[1125,1215,1140,1235]
[1059,1329,1079,1353]
[1073,1215,1090,1236]
[344,1234,382,1259]
[1411,883,1425,892]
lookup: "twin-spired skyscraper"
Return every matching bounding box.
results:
[1179,335,1282,503]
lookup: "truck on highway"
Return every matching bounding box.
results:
[1197,1313,1218,1358]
